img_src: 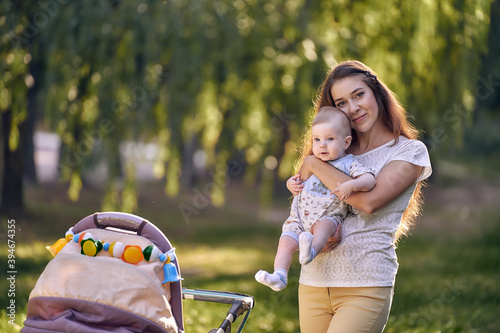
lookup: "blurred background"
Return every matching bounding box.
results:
[1,0,499,332]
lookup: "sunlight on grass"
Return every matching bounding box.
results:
[178,244,300,332]
[15,241,52,260]
[177,244,271,278]
[0,311,25,333]
[1,242,51,333]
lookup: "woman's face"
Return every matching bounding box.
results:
[330,75,380,135]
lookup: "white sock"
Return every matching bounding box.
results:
[299,232,317,265]
[255,268,287,291]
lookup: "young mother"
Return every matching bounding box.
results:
[288,60,432,333]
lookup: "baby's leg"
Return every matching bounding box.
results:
[299,218,339,265]
[311,218,338,254]
[256,235,298,291]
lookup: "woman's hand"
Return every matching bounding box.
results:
[287,155,320,196]
[311,221,342,253]
[286,174,304,196]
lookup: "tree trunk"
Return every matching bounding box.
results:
[1,108,28,213]
[24,54,39,184]
[475,0,500,117]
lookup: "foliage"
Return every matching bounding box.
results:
[0,0,495,211]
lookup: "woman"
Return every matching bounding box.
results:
[287,60,432,333]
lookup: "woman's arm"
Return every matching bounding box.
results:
[286,155,352,195]
[300,155,423,214]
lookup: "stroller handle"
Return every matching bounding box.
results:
[72,212,172,252]
[94,212,148,232]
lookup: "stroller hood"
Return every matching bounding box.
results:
[23,227,179,333]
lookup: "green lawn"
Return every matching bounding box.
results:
[1,180,499,332]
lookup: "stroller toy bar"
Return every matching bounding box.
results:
[46,229,183,283]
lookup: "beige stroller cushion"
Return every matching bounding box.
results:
[29,228,178,332]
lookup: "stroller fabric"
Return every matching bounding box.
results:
[22,228,178,333]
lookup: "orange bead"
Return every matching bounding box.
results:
[122,245,143,264]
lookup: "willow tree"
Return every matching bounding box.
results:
[31,0,335,211]
[469,0,500,159]
[1,0,494,213]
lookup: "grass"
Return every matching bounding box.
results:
[387,208,500,333]
[1,177,499,332]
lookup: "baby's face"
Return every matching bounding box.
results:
[311,121,347,161]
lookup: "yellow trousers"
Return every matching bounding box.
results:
[299,284,393,333]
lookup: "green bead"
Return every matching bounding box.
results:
[143,245,154,261]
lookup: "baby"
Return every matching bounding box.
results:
[255,106,376,291]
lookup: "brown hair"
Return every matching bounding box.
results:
[299,60,424,242]
[316,60,419,145]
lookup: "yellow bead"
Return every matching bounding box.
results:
[81,239,97,256]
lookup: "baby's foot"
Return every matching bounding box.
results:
[255,269,287,291]
[299,232,316,265]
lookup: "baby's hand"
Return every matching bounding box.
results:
[287,174,304,196]
[333,182,354,201]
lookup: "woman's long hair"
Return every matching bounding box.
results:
[297,60,424,242]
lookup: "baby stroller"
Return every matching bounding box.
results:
[22,212,255,333]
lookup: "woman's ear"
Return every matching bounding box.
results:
[344,135,352,150]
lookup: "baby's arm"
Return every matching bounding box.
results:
[333,173,376,202]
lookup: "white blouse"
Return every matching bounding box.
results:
[299,136,432,287]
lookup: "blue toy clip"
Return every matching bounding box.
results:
[162,262,182,284]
